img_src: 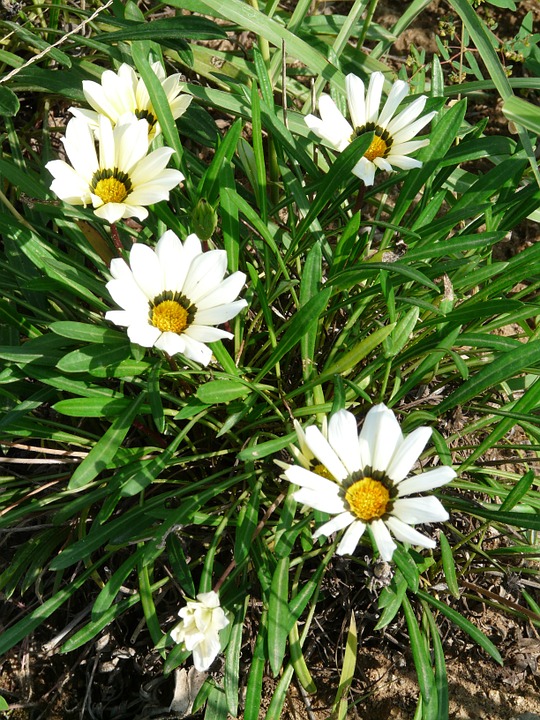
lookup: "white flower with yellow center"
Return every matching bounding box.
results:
[46,115,184,224]
[71,61,192,140]
[283,404,455,561]
[305,72,437,186]
[170,591,229,672]
[105,230,247,366]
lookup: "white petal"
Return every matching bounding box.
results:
[129,146,179,185]
[397,466,456,497]
[47,161,91,205]
[304,427,348,482]
[154,230,186,293]
[93,202,131,224]
[327,409,362,474]
[97,114,116,170]
[185,325,232,342]
[181,335,213,365]
[386,96,428,136]
[196,271,246,309]
[346,74,366,129]
[306,96,352,151]
[377,79,409,128]
[293,487,347,514]
[386,426,432,482]
[385,516,436,550]
[127,322,161,347]
[130,243,163,300]
[192,634,221,671]
[351,156,376,185]
[104,310,133,326]
[284,464,341,495]
[392,496,449,524]
[313,511,356,538]
[194,299,247,326]
[106,277,148,312]
[155,331,186,356]
[358,404,402,473]
[370,518,397,561]
[385,156,423,171]
[115,119,150,172]
[365,72,384,124]
[373,156,393,173]
[336,520,366,555]
[390,139,430,155]
[390,111,437,145]
[182,250,228,303]
[62,118,98,180]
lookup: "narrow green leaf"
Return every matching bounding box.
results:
[0,85,19,116]
[417,589,503,664]
[437,340,540,414]
[167,534,196,598]
[323,324,395,377]
[423,605,449,720]
[268,557,290,677]
[50,321,125,344]
[197,379,250,404]
[225,599,248,717]
[68,393,146,489]
[500,469,536,512]
[334,613,357,720]
[402,595,437,714]
[289,622,316,693]
[57,344,131,374]
[503,96,540,136]
[255,288,331,382]
[243,612,267,720]
[439,534,460,599]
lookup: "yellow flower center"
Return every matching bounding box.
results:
[345,478,390,521]
[313,463,334,481]
[364,135,388,162]
[90,168,133,205]
[152,300,188,334]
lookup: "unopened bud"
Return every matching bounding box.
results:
[191,198,218,241]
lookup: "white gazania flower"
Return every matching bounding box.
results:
[170,591,229,672]
[105,230,247,366]
[283,404,456,561]
[46,115,184,224]
[305,72,437,186]
[71,61,192,140]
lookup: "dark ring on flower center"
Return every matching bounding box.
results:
[90,167,133,195]
[135,108,158,128]
[351,123,393,158]
[149,291,197,327]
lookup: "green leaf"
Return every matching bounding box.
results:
[437,340,540,414]
[255,289,332,382]
[333,613,357,720]
[268,557,290,677]
[0,85,19,116]
[243,612,267,720]
[68,393,146,489]
[56,344,131,374]
[503,95,540,135]
[50,321,126,344]
[100,16,227,42]
[499,469,536,512]
[197,379,251,404]
[167,534,196,598]
[225,599,248,717]
[439,533,460,599]
[402,595,437,715]
[417,589,503,664]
